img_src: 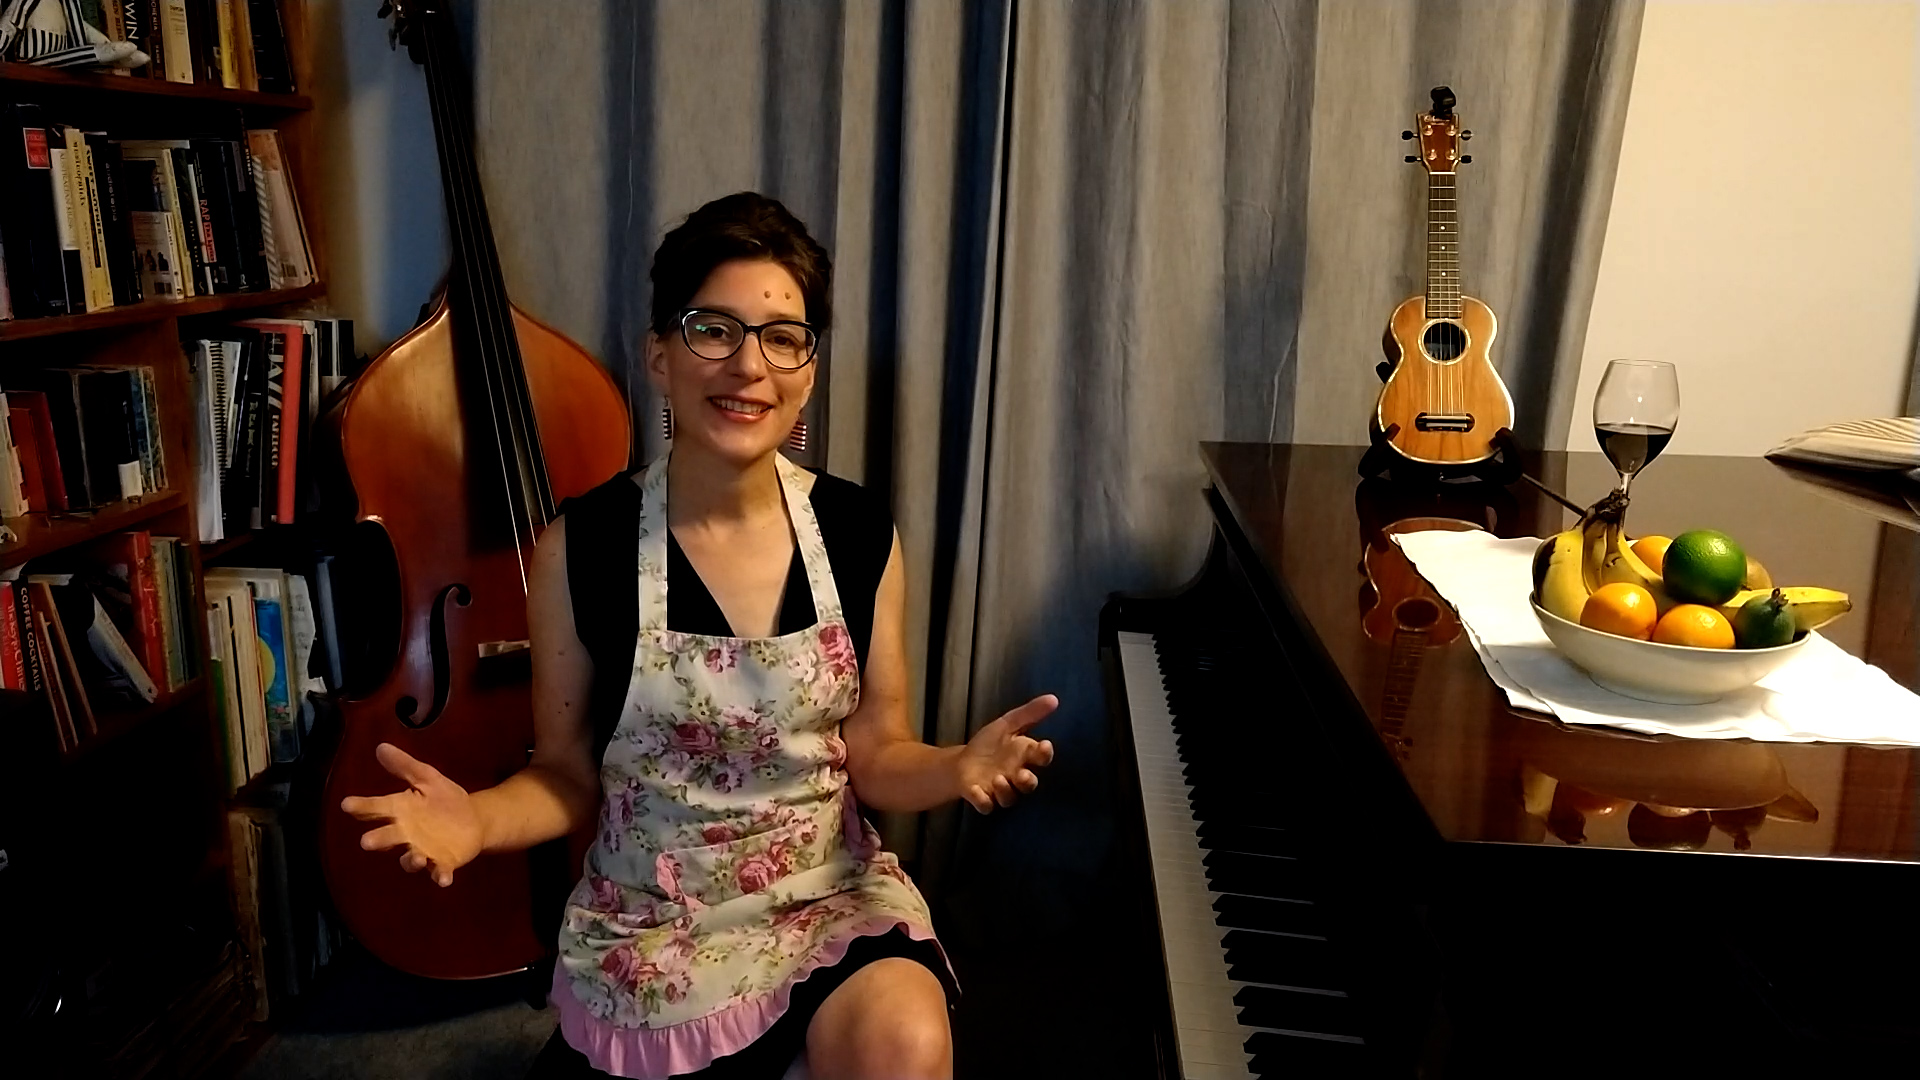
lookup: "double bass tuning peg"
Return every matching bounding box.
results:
[1401,130,1415,140]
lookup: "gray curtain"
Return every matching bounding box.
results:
[462,0,1642,888]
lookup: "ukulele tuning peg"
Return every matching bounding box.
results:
[1461,130,1473,140]
[1401,130,1415,140]
[1460,155,1473,164]
[1405,155,1419,163]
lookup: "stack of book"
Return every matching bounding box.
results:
[1,0,294,93]
[187,314,349,541]
[0,528,199,751]
[0,103,315,322]
[0,370,168,517]
[205,564,324,791]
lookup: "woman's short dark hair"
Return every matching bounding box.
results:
[649,192,832,339]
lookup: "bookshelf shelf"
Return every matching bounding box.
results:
[62,676,209,766]
[0,283,326,342]
[0,491,187,569]
[201,531,256,562]
[0,61,312,113]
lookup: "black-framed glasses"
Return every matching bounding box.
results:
[678,309,819,371]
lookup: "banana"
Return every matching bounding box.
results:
[1599,531,1679,615]
[1535,529,1590,622]
[1718,587,1851,632]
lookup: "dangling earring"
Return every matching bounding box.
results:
[786,420,808,454]
[660,402,674,441]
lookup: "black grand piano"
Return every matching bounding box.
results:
[1101,443,1920,1078]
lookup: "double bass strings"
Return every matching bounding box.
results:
[419,12,549,593]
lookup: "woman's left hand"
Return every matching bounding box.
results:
[956,694,1059,813]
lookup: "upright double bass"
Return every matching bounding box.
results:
[317,0,630,979]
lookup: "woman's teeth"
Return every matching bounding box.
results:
[712,398,770,415]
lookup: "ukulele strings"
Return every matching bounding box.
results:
[422,14,542,592]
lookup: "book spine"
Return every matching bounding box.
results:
[213,0,240,89]
[0,395,24,518]
[1,106,70,317]
[15,577,46,696]
[141,367,167,493]
[0,582,24,691]
[225,139,268,293]
[128,531,168,687]
[0,230,12,320]
[87,138,141,306]
[18,394,69,513]
[152,537,185,691]
[32,606,77,753]
[45,134,88,315]
[252,587,296,762]
[274,326,301,523]
[166,149,211,294]
[246,0,293,95]
[29,581,93,740]
[70,133,113,313]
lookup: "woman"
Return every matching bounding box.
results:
[340,192,1058,1080]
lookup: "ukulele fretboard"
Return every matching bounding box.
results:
[1426,172,1460,319]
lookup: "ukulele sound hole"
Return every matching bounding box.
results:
[1395,598,1441,631]
[1421,320,1467,363]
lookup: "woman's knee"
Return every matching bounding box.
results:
[808,959,951,1079]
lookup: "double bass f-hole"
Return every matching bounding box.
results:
[396,583,471,728]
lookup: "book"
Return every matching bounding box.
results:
[43,125,88,315]
[75,367,138,504]
[13,572,48,700]
[23,369,95,508]
[152,535,187,691]
[27,579,94,740]
[32,603,78,753]
[116,141,198,299]
[212,0,239,89]
[243,130,311,288]
[84,134,141,307]
[171,146,214,294]
[206,574,267,778]
[285,571,316,729]
[0,394,25,519]
[3,391,68,513]
[187,342,225,542]
[0,581,24,691]
[0,104,70,318]
[226,809,271,1019]
[208,568,295,762]
[204,591,244,789]
[98,531,168,690]
[0,231,10,319]
[246,0,292,94]
[65,128,113,313]
[225,328,268,531]
[137,366,166,494]
[80,589,159,704]
[237,319,301,523]
[122,156,182,301]
[4,392,48,513]
[208,138,266,292]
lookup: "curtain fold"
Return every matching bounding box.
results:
[460,0,1643,887]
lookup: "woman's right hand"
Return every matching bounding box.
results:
[339,742,485,888]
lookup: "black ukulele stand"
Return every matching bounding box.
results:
[1358,422,1525,487]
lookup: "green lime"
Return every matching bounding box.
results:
[1663,529,1748,605]
[1733,588,1797,649]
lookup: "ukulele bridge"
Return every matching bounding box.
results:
[1414,412,1474,433]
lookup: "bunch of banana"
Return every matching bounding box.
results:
[1530,490,1852,632]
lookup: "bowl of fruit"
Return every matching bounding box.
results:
[1530,496,1851,705]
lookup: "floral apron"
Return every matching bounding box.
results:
[551,455,945,1079]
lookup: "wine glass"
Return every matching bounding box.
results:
[1593,359,1679,494]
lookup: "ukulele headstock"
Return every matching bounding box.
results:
[1406,85,1473,173]
[377,0,440,64]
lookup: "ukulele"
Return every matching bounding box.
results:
[1375,86,1515,465]
[1361,518,1474,759]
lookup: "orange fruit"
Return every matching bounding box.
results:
[1630,535,1672,575]
[1580,582,1659,640]
[1651,604,1735,649]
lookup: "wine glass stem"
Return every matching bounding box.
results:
[1616,471,1635,495]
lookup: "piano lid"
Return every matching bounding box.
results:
[1201,442,1920,866]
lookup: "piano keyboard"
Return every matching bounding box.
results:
[1118,630,1367,1078]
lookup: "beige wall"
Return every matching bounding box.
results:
[1568,0,1920,457]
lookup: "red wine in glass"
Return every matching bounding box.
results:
[1593,360,1679,493]
[1594,422,1673,478]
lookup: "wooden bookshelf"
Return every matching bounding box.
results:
[2,5,324,1075]
[0,491,187,569]
[0,283,326,342]
[0,61,312,113]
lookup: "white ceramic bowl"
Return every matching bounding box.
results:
[1530,599,1809,705]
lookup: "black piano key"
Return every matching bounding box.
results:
[1204,851,1314,900]
[1246,1032,1366,1076]
[1213,894,1323,936]
[1223,930,1341,988]
[1233,985,1362,1036]
[1197,822,1295,857]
